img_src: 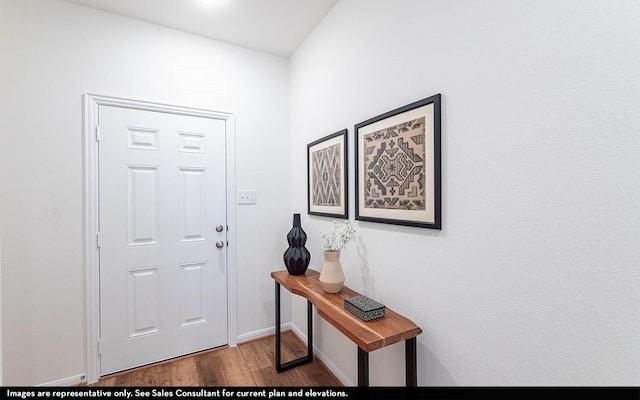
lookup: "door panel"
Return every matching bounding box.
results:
[127,266,160,337]
[127,165,159,246]
[179,167,207,242]
[98,105,227,375]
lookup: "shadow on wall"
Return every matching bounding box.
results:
[419,341,456,386]
[264,299,275,327]
[355,236,376,298]
[357,234,455,386]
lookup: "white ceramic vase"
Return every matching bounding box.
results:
[319,250,345,293]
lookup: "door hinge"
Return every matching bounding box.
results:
[98,339,102,355]
[97,232,101,248]
[95,125,101,142]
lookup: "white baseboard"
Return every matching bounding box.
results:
[289,324,352,387]
[238,324,350,385]
[236,323,292,344]
[37,327,288,386]
[38,374,86,387]
[36,325,344,387]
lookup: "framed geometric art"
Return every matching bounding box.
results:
[307,129,348,219]
[355,94,441,229]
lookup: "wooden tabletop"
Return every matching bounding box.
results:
[271,269,422,352]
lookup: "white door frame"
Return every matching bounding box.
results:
[83,94,237,384]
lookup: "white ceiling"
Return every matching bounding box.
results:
[61,0,339,58]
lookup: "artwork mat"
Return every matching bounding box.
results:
[355,94,441,229]
[307,129,348,218]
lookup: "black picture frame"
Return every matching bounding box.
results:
[307,129,349,219]
[355,94,441,229]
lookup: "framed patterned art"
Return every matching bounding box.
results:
[355,94,441,229]
[307,129,348,219]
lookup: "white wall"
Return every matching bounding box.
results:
[0,0,291,385]
[290,0,640,386]
[0,236,3,385]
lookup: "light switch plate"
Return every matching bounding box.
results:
[237,190,257,205]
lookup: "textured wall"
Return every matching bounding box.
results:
[289,0,640,385]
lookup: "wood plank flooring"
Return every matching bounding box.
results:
[90,331,342,387]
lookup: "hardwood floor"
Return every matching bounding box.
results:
[90,331,342,387]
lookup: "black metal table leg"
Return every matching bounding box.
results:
[358,347,369,386]
[306,300,313,360]
[275,281,282,370]
[406,337,417,386]
[275,281,313,372]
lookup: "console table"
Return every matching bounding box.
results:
[271,269,422,386]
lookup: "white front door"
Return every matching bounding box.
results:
[98,105,228,375]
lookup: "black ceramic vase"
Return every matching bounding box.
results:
[283,213,311,275]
